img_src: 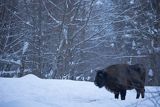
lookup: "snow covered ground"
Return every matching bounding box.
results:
[0,74,159,107]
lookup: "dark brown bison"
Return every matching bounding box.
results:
[94,64,146,100]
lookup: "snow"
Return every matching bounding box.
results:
[11,59,21,65]
[110,43,115,47]
[0,74,159,107]
[95,0,103,5]
[132,40,136,49]
[0,58,21,65]
[63,25,68,44]
[148,69,154,77]
[130,0,134,4]
[154,47,160,53]
[137,50,141,55]
[124,34,132,38]
[25,21,33,27]
[22,42,29,54]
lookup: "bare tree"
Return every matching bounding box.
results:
[0,0,159,86]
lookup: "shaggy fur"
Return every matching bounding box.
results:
[94,64,146,100]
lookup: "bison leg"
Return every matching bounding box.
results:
[120,90,126,100]
[136,88,145,99]
[135,89,140,99]
[140,88,145,98]
[114,91,119,99]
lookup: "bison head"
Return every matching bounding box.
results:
[94,70,105,88]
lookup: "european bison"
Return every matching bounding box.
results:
[94,64,146,100]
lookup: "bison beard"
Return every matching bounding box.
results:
[94,64,146,100]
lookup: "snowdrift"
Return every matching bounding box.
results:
[0,74,159,107]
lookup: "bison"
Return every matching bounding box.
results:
[94,64,146,100]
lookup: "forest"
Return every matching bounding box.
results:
[0,0,159,85]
